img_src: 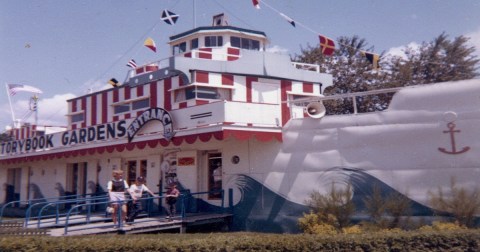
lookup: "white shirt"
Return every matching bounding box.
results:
[129,184,150,198]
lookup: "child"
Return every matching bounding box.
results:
[165,183,180,221]
[107,170,135,227]
[127,176,155,223]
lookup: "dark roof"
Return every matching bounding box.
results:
[169,26,267,41]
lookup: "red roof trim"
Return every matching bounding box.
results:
[0,130,281,164]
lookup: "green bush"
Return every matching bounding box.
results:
[429,177,480,227]
[0,231,479,251]
[304,182,355,229]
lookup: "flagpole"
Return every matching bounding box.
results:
[32,95,39,126]
[5,83,16,126]
[193,0,196,28]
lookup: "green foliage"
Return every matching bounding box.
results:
[341,225,362,234]
[362,183,412,229]
[0,132,13,143]
[0,231,479,251]
[304,182,355,229]
[419,221,467,232]
[428,177,480,227]
[298,212,338,235]
[292,32,479,115]
[388,33,479,86]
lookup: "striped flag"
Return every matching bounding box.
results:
[362,51,380,70]
[279,13,295,27]
[319,35,335,56]
[252,0,260,9]
[161,9,179,25]
[126,59,137,69]
[7,84,43,96]
[144,37,156,52]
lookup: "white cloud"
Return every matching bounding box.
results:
[466,27,480,58]
[80,78,112,94]
[385,42,420,60]
[266,45,289,55]
[0,93,75,130]
[37,93,76,127]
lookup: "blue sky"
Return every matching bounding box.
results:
[1,0,479,131]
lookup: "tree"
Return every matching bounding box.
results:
[293,35,391,114]
[0,132,12,143]
[387,33,479,86]
[292,33,479,115]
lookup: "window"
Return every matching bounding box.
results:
[114,104,130,114]
[174,86,232,103]
[113,98,150,115]
[172,42,187,55]
[241,38,250,49]
[231,36,260,50]
[71,113,84,123]
[194,87,220,99]
[231,36,240,48]
[191,38,199,50]
[132,98,149,110]
[127,159,147,186]
[205,36,223,47]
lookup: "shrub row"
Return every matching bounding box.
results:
[0,230,478,251]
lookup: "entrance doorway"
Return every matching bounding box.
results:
[6,168,21,205]
[127,159,147,185]
[66,162,87,196]
[207,153,222,199]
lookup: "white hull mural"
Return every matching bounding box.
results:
[224,79,480,232]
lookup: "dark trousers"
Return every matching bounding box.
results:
[127,201,142,222]
[166,199,176,217]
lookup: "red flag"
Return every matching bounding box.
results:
[319,35,335,56]
[252,0,260,9]
[144,37,156,52]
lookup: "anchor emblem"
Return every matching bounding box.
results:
[438,122,470,155]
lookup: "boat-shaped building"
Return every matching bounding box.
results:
[1,14,479,232]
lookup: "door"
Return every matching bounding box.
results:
[127,159,148,186]
[6,168,21,204]
[66,162,87,196]
[207,153,222,199]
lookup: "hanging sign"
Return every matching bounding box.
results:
[126,107,175,143]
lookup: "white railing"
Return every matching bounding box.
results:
[291,62,320,72]
[288,87,402,115]
[124,57,171,83]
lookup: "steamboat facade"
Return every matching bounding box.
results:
[1,14,479,232]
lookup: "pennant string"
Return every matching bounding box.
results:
[260,0,379,66]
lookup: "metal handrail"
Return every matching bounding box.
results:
[62,189,227,235]
[0,192,106,223]
[24,194,108,227]
[35,195,110,228]
[63,195,164,235]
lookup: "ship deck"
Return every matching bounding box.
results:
[43,213,232,236]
